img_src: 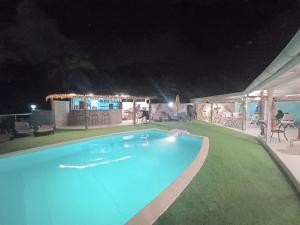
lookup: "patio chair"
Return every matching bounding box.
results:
[232,112,240,118]
[34,125,54,136]
[248,114,260,128]
[137,110,149,123]
[168,112,179,121]
[222,112,232,126]
[14,122,34,136]
[279,113,296,129]
[271,125,288,142]
[178,112,188,121]
[152,111,169,122]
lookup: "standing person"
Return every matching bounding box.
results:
[187,105,193,121]
[193,110,197,120]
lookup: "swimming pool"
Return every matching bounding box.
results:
[0,129,203,225]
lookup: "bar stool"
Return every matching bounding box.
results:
[102,111,110,124]
[95,113,100,125]
[90,112,99,126]
[78,114,85,126]
[68,113,74,125]
[74,114,81,125]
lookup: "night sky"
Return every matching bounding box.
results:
[0,0,300,113]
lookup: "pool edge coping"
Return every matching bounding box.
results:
[0,128,162,159]
[0,128,210,225]
[127,134,209,225]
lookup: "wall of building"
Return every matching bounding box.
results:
[151,103,190,114]
[53,101,70,127]
[122,101,149,111]
[110,109,123,124]
[236,102,259,118]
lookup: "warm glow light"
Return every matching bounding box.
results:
[168,102,174,107]
[254,97,261,101]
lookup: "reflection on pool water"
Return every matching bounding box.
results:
[59,155,132,169]
[0,130,202,225]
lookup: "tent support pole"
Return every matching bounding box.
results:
[210,102,213,123]
[266,89,273,143]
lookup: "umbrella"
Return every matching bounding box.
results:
[175,94,180,113]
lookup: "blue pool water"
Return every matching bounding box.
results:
[0,130,202,225]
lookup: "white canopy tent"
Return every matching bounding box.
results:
[192,29,300,143]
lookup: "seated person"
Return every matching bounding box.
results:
[142,110,149,120]
[275,110,284,124]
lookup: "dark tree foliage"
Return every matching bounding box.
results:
[0,0,98,113]
[0,0,96,100]
[0,0,300,113]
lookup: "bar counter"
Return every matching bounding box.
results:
[68,109,122,126]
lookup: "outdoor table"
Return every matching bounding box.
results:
[257,120,288,142]
[279,121,295,129]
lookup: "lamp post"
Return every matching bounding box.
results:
[30,104,37,111]
[266,89,274,143]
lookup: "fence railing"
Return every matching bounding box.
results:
[0,113,32,132]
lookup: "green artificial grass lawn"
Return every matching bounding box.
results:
[1,121,300,225]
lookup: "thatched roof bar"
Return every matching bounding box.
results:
[45,93,151,102]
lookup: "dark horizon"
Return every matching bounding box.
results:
[1,0,300,113]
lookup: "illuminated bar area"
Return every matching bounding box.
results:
[69,97,122,126]
[45,93,150,128]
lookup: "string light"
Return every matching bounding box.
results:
[45,93,151,101]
